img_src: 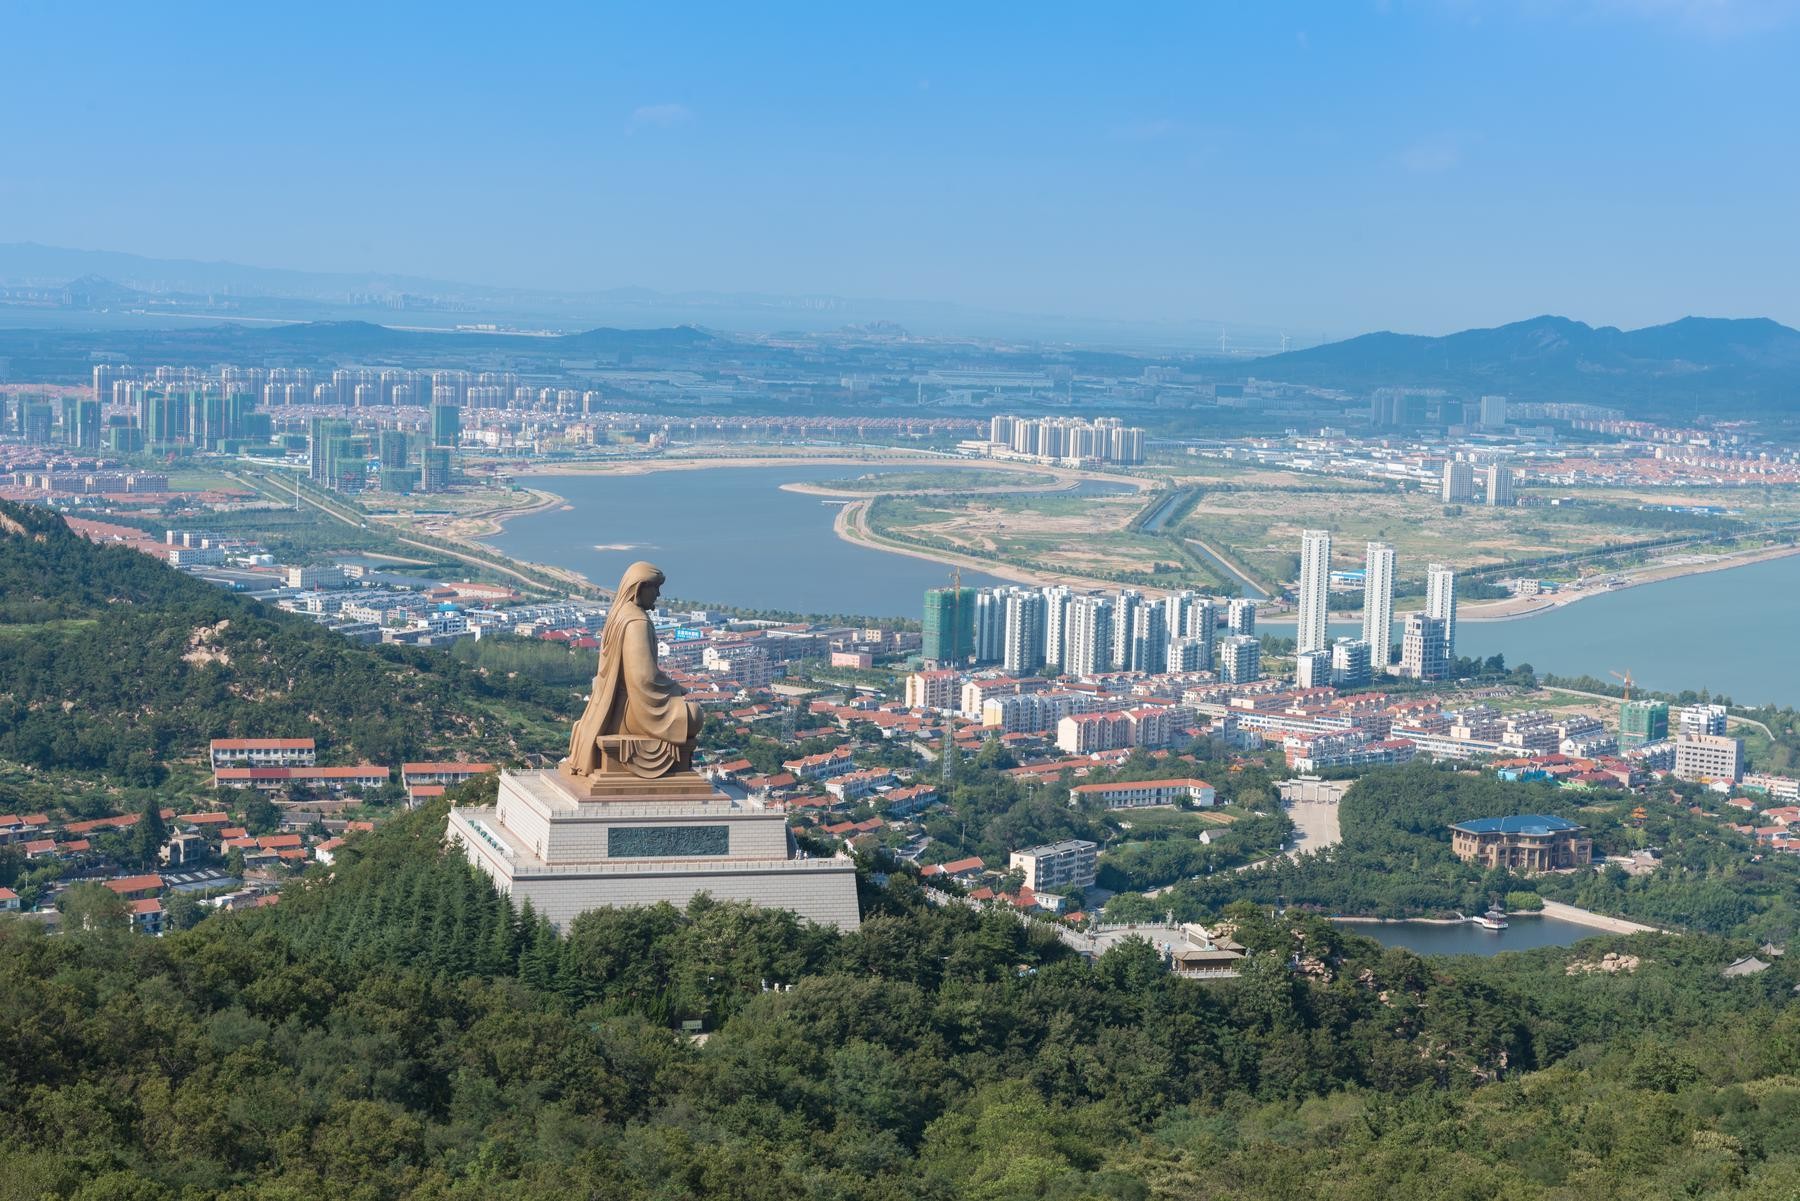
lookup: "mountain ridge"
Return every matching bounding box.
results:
[1242,314,1800,415]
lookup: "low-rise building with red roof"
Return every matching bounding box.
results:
[214,765,390,793]
[104,874,164,898]
[400,762,496,788]
[127,898,164,935]
[1070,778,1216,809]
[210,738,316,769]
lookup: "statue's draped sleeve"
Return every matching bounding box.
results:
[620,617,695,744]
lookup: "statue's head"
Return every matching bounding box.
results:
[617,561,666,610]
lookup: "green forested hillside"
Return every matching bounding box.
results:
[0,500,565,783]
[6,798,1800,1200]
[1117,762,1800,944]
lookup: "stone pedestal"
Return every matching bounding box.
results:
[447,769,860,931]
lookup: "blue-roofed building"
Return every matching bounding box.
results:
[1449,814,1591,873]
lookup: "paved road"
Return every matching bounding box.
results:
[1215,798,1346,881]
[1541,685,1773,739]
[1286,799,1342,857]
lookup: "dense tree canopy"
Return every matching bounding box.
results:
[0,501,567,783]
[6,797,1800,1199]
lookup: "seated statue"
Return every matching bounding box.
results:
[564,561,703,780]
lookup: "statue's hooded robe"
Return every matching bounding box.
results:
[566,561,701,776]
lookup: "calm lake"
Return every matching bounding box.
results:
[1456,552,1800,708]
[1270,551,1800,706]
[484,464,1022,617]
[1342,914,1597,956]
[488,464,1800,701]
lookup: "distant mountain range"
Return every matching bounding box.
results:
[1239,315,1800,417]
[0,318,727,386]
[6,243,1800,417]
[0,242,1295,349]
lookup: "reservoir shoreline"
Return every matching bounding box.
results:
[423,456,1800,700]
[474,453,1798,622]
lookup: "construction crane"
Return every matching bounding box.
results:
[1610,668,1635,701]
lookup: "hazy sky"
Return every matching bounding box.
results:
[4,1,1798,338]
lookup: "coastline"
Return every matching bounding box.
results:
[1537,899,1664,935]
[391,453,1799,628]
[1263,540,1800,628]
[780,475,1074,499]
[477,451,1160,595]
[1334,901,1664,936]
[1456,541,1800,623]
[507,450,974,479]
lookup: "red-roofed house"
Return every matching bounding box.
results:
[128,898,164,935]
[784,746,855,782]
[65,809,175,835]
[1070,778,1216,809]
[938,856,986,882]
[406,784,446,809]
[213,765,390,793]
[703,758,755,782]
[883,784,940,816]
[825,768,897,802]
[0,887,18,911]
[104,875,163,899]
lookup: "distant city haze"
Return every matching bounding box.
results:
[3,4,1797,336]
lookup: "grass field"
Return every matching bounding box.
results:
[856,455,1798,595]
[872,491,1216,587]
[0,618,98,641]
[1104,808,1233,835]
[1174,485,1747,586]
[166,468,243,492]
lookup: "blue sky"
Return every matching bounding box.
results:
[3,1,1797,337]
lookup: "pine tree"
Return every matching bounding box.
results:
[133,797,167,870]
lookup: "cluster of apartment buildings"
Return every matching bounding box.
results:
[1293,530,1461,684]
[982,414,1147,465]
[923,581,1263,681]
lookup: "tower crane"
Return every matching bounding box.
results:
[1610,668,1635,702]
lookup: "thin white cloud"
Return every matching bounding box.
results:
[627,103,694,135]
[1589,0,1799,35]
[1111,118,1180,143]
[1399,136,1462,174]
